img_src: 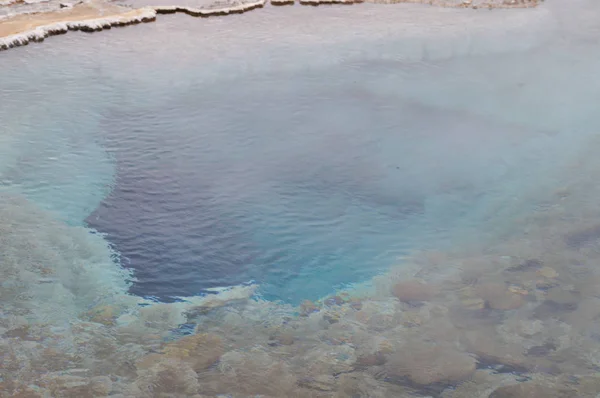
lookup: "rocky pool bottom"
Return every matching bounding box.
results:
[5,141,600,397]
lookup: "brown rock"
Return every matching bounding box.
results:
[355,309,371,324]
[298,374,337,392]
[391,280,435,303]
[133,358,200,396]
[463,328,527,370]
[461,297,486,310]
[536,266,559,279]
[39,375,98,398]
[577,375,600,396]
[489,382,576,398]
[300,300,319,316]
[217,350,297,396]
[10,386,45,398]
[269,331,295,346]
[533,288,579,319]
[324,295,345,306]
[89,376,112,396]
[545,287,580,306]
[84,304,118,326]
[386,342,476,385]
[356,351,387,367]
[476,283,525,310]
[335,372,411,398]
[137,333,224,373]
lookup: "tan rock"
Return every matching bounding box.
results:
[10,386,46,398]
[135,353,164,370]
[84,304,118,326]
[489,382,576,398]
[303,344,357,375]
[137,333,224,373]
[378,338,395,354]
[336,372,414,398]
[463,328,527,370]
[545,287,580,306]
[356,351,387,367]
[576,375,600,396]
[299,374,337,391]
[39,375,99,398]
[133,358,200,396]
[507,285,529,296]
[386,342,476,385]
[461,297,486,310]
[537,266,559,279]
[355,309,371,324]
[476,283,525,310]
[165,333,224,371]
[444,369,520,398]
[392,280,436,303]
[353,300,402,331]
[217,350,297,396]
[269,331,295,346]
[402,311,423,327]
[300,300,319,316]
[89,376,112,396]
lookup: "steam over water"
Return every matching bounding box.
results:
[1,2,582,302]
[2,1,600,396]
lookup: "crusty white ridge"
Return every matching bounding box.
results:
[0,8,156,51]
[299,0,362,5]
[0,0,541,53]
[153,0,266,16]
[0,0,268,52]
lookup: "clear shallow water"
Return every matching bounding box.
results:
[3,2,600,395]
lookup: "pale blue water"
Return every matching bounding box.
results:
[2,1,600,306]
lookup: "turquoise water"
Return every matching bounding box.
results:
[1,1,599,306]
[2,2,599,303]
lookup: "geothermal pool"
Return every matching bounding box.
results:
[3,0,600,396]
[3,2,597,304]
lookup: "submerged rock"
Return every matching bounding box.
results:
[391,280,436,303]
[489,381,576,398]
[353,299,403,331]
[300,300,320,317]
[442,369,520,398]
[536,266,559,279]
[84,304,119,326]
[300,344,357,375]
[475,283,526,310]
[545,287,580,307]
[136,333,224,373]
[335,372,415,398]
[463,328,527,370]
[268,330,295,346]
[298,374,337,392]
[385,342,476,386]
[37,374,115,398]
[217,349,297,396]
[506,259,544,272]
[356,351,387,367]
[131,358,200,397]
